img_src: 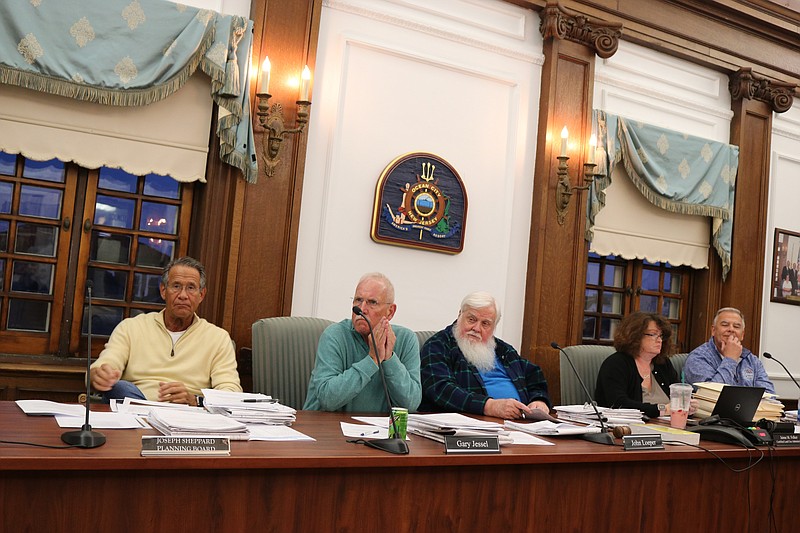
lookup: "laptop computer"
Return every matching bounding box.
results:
[710,385,765,426]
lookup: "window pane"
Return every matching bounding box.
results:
[586,262,600,285]
[7,299,50,331]
[11,260,53,294]
[22,158,65,183]
[137,237,174,268]
[664,272,682,294]
[0,182,12,213]
[0,220,8,252]
[0,259,4,290]
[143,174,180,199]
[88,267,128,301]
[0,152,15,176]
[91,231,131,264]
[602,292,623,314]
[133,272,163,303]
[584,289,598,312]
[139,202,178,235]
[14,223,57,257]
[582,317,596,339]
[95,195,135,229]
[98,167,138,193]
[603,265,624,288]
[600,317,619,341]
[662,298,680,320]
[639,294,658,313]
[20,185,62,219]
[641,268,660,291]
[83,305,124,336]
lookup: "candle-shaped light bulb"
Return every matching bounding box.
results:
[588,134,597,165]
[259,57,271,94]
[560,126,568,157]
[300,65,311,101]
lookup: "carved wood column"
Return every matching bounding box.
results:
[521,3,621,403]
[722,68,795,354]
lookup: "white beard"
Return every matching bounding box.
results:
[454,327,497,372]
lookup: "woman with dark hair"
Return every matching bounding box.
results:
[595,312,695,419]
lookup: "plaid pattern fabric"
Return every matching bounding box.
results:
[420,323,550,414]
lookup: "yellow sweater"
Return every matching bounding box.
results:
[91,310,242,400]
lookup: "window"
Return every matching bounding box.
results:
[0,152,193,356]
[583,253,692,351]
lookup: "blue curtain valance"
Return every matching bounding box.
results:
[588,111,739,280]
[0,0,257,183]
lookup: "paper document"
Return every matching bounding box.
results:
[55,412,146,429]
[247,425,315,441]
[505,420,601,436]
[16,400,86,417]
[506,431,555,445]
[341,422,390,439]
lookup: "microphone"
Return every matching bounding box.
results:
[61,280,106,448]
[352,306,408,454]
[763,352,800,392]
[550,342,615,445]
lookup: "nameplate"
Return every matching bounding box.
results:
[622,435,664,451]
[444,435,500,454]
[141,435,230,456]
[773,433,800,447]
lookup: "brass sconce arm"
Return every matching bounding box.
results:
[256,93,311,178]
[555,155,598,225]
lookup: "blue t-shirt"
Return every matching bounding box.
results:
[480,360,521,401]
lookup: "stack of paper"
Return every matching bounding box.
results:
[692,382,784,421]
[201,389,297,425]
[783,409,797,424]
[407,413,512,444]
[505,419,601,436]
[147,408,250,440]
[555,404,645,426]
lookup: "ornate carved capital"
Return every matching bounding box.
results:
[539,2,622,59]
[729,68,795,113]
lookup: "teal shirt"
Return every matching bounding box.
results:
[303,319,422,412]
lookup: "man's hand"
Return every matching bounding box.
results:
[719,335,743,360]
[527,400,550,413]
[369,318,395,364]
[484,398,531,419]
[90,363,121,392]
[158,382,196,405]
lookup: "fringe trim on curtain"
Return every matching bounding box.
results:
[217,113,257,183]
[0,27,216,107]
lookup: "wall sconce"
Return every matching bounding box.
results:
[555,128,601,225]
[255,57,312,178]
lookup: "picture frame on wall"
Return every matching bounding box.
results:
[770,228,800,305]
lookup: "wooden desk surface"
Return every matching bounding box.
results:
[1,402,797,532]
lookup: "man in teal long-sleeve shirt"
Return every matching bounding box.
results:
[303,272,421,412]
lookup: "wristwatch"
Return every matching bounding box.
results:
[658,403,667,415]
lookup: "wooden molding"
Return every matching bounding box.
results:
[539,1,622,59]
[729,67,795,113]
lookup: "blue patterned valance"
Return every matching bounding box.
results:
[587,111,739,280]
[0,0,257,183]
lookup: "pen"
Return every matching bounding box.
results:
[360,430,380,436]
[242,399,273,403]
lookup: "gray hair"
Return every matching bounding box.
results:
[357,272,395,303]
[161,257,207,290]
[713,307,745,328]
[460,291,501,325]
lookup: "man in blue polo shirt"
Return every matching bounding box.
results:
[420,291,551,419]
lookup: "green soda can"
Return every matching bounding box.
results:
[388,407,408,439]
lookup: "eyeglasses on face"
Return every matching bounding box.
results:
[352,297,386,309]
[166,283,201,295]
[643,332,664,340]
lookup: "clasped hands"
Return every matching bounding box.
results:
[368,317,396,365]
[484,398,550,420]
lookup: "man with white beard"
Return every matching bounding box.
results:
[419,292,551,419]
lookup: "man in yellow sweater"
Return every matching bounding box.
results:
[89,257,241,405]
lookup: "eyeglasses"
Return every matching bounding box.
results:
[643,332,664,340]
[352,297,386,309]
[166,283,201,295]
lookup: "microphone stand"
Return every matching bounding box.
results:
[352,306,408,454]
[551,342,615,445]
[763,352,800,392]
[62,281,106,448]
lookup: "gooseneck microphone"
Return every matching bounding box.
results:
[763,352,800,392]
[61,280,106,448]
[352,306,408,454]
[550,342,615,445]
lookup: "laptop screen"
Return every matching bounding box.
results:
[711,385,765,426]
